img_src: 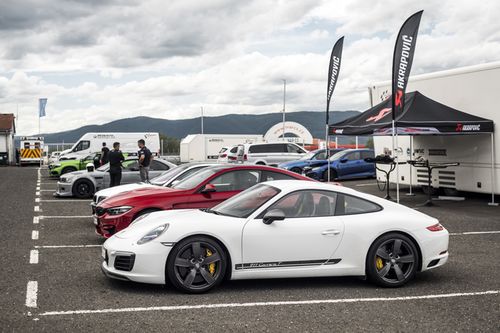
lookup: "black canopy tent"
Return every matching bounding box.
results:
[328,91,496,205]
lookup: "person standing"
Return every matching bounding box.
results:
[108,142,124,187]
[100,142,110,166]
[137,139,152,183]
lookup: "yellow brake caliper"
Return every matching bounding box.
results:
[206,249,216,275]
[376,256,384,270]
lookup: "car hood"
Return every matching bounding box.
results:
[99,186,189,207]
[278,160,306,168]
[95,183,157,198]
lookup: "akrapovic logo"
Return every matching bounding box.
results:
[327,56,340,100]
[456,123,481,132]
[397,35,413,90]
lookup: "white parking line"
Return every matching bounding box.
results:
[38,199,91,202]
[36,187,40,191]
[450,230,500,236]
[33,217,39,224]
[34,206,40,212]
[39,189,54,192]
[40,215,92,219]
[355,183,379,187]
[30,250,39,264]
[35,198,40,203]
[32,230,39,240]
[34,244,101,249]
[35,191,40,196]
[26,281,38,308]
[39,290,499,316]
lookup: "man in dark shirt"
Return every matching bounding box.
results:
[108,142,125,187]
[137,139,152,182]
[100,142,110,166]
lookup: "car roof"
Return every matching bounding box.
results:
[261,179,361,196]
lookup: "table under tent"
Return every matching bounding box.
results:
[328,91,496,205]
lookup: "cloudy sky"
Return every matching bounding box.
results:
[1,0,499,135]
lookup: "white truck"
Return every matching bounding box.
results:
[369,62,500,197]
[59,132,160,160]
[180,134,263,163]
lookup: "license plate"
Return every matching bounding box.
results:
[93,216,98,226]
[101,247,106,259]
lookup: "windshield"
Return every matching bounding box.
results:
[300,151,318,160]
[329,150,349,161]
[150,165,187,185]
[171,167,219,190]
[209,184,280,218]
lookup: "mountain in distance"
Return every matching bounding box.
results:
[40,110,361,143]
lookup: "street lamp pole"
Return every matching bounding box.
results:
[282,79,286,141]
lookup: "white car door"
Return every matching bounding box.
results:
[241,190,344,269]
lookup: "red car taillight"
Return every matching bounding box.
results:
[228,156,237,160]
[243,154,247,161]
[427,223,444,232]
[220,154,227,158]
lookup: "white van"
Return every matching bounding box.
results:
[232,142,308,166]
[59,133,160,160]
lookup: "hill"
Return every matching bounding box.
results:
[40,110,360,143]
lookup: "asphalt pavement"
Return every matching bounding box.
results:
[0,166,498,332]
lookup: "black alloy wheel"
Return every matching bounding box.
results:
[322,169,337,182]
[167,236,227,293]
[72,179,94,198]
[367,233,419,287]
[290,167,302,174]
[61,166,77,175]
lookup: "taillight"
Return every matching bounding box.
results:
[228,156,236,160]
[243,154,247,161]
[220,154,227,158]
[427,223,444,232]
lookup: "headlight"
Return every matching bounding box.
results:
[131,213,151,226]
[60,176,73,183]
[53,163,61,167]
[312,167,322,171]
[107,206,132,215]
[137,224,169,245]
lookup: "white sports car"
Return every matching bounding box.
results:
[101,180,449,293]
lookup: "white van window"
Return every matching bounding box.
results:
[287,144,305,154]
[73,140,90,152]
[249,144,286,154]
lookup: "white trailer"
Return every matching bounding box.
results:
[180,134,263,163]
[59,132,160,160]
[369,62,500,198]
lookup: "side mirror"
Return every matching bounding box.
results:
[201,183,216,193]
[86,163,95,172]
[340,158,348,163]
[263,209,285,225]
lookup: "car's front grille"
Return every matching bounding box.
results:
[95,206,107,216]
[114,254,135,271]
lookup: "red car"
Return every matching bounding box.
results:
[94,164,311,238]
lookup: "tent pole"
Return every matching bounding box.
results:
[488,132,498,206]
[391,120,395,202]
[326,124,330,182]
[395,129,400,203]
[407,135,415,196]
[355,136,358,149]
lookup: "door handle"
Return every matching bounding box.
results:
[321,229,341,236]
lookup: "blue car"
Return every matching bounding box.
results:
[278,148,344,174]
[304,149,376,181]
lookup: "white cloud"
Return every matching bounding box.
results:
[0,0,499,135]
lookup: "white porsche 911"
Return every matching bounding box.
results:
[101,180,449,293]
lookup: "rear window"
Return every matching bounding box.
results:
[361,151,374,160]
[335,194,381,215]
[230,146,238,153]
[219,148,228,154]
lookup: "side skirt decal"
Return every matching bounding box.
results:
[235,259,341,270]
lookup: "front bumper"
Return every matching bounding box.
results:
[54,181,73,197]
[94,212,135,238]
[101,237,172,284]
[304,171,321,180]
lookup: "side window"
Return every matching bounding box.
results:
[230,146,238,153]
[261,171,297,181]
[249,145,264,154]
[210,170,260,191]
[335,194,381,215]
[266,190,337,218]
[74,140,90,152]
[361,151,374,160]
[346,152,361,161]
[219,148,227,154]
[123,160,138,170]
[315,151,327,160]
[151,160,169,171]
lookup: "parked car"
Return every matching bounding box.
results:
[217,146,239,163]
[101,179,449,293]
[304,149,376,181]
[91,162,214,209]
[54,157,176,199]
[48,151,62,164]
[49,152,103,177]
[228,142,308,166]
[278,148,344,174]
[94,164,311,238]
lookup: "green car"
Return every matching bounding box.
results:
[49,153,102,177]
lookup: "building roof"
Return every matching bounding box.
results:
[0,114,15,132]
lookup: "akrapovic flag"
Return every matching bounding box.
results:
[39,98,47,117]
[391,10,423,120]
[326,36,344,125]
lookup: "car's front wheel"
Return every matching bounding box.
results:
[166,236,227,293]
[72,179,94,198]
[366,233,419,287]
[322,169,337,182]
[290,167,302,174]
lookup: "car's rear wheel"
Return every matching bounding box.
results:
[322,169,337,182]
[61,166,77,175]
[72,179,94,198]
[166,236,227,294]
[290,167,302,174]
[366,233,419,287]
